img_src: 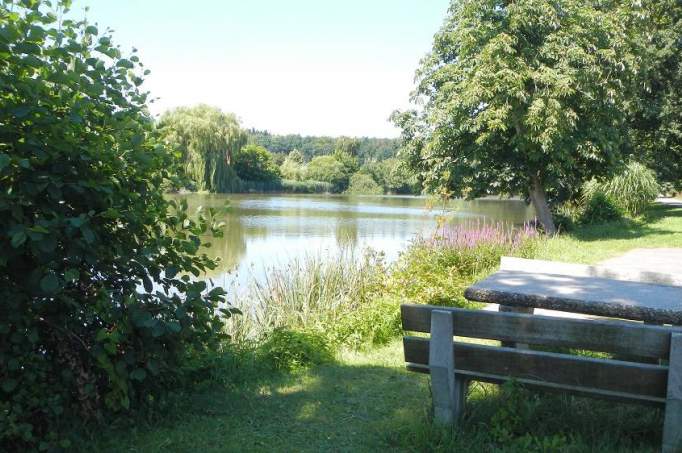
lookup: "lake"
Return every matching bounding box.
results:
[174,193,536,291]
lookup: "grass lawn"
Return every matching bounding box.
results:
[86,203,682,452]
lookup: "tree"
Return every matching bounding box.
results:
[280,149,305,180]
[392,0,636,234]
[233,144,281,182]
[345,172,384,195]
[0,1,234,448]
[626,0,682,190]
[158,105,245,192]
[364,158,420,194]
[305,155,348,191]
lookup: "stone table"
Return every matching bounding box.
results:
[465,269,682,325]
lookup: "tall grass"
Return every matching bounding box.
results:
[227,250,385,344]
[582,162,660,216]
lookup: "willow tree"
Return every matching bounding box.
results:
[158,105,245,192]
[392,0,636,234]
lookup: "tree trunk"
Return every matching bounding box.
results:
[529,175,556,235]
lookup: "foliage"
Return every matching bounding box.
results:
[389,222,539,306]
[345,172,383,195]
[248,129,400,164]
[255,328,334,371]
[363,158,420,194]
[304,155,349,192]
[280,149,305,180]
[579,191,624,225]
[233,144,281,182]
[158,105,245,192]
[552,202,582,233]
[227,251,387,347]
[392,0,637,234]
[329,296,402,349]
[280,179,334,194]
[626,0,682,190]
[582,162,660,217]
[0,1,235,449]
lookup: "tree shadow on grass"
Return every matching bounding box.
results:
[566,204,681,242]
[87,358,662,453]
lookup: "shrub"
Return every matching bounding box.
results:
[552,202,582,232]
[280,179,334,193]
[233,144,281,182]
[256,328,334,371]
[305,155,349,192]
[345,172,384,195]
[330,296,402,349]
[582,162,660,216]
[580,192,624,224]
[388,223,539,306]
[0,2,234,449]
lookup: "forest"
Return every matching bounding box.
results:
[157,106,419,195]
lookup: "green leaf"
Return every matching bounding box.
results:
[130,368,147,381]
[0,153,10,171]
[165,266,178,279]
[167,321,181,333]
[64,268,79,282]
[85,25,98,35]
[40,273,59,294]
[80,225,95,243]
[142,275,153,292]
[1,379,17,393]
[10,231,27,248]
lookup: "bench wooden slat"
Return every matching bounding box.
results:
[402,304,675,359]
[403,336,668,402]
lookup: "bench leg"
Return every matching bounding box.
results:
[663,333,682,453]
[429,310,465,424]
[499,305,534,349]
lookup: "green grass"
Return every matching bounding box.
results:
[82,203,682,452]
[85,340,661,452]
[538,204,682,263]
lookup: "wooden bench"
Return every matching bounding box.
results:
[401,304,682,452]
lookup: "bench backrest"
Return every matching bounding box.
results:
[401,304,681,405]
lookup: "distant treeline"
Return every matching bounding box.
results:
[247,129,400,164]
[156,106,419,195]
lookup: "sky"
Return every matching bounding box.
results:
[73,0,451,138]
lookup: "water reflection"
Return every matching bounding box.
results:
[169,193,535,289]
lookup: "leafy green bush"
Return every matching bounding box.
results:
[388,223,539,307]
[345,172,384,195]
[552,202,582,232]
[305,155,349,192]
[280,179,334,193]
[233,144,281,182]
[582,162,660,216]
[330,296,402,349]
[580,192,624,224]
[0,2,235,449]
[256,329,333,371]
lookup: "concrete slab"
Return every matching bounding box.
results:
[599,249,682,286]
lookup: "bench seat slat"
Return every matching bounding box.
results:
[405,362,665,406]
[401,304,676,359]
[403,337,668,400]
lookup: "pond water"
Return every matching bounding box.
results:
[172,193,536,291]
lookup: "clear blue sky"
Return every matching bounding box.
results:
[74,0,451,137]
